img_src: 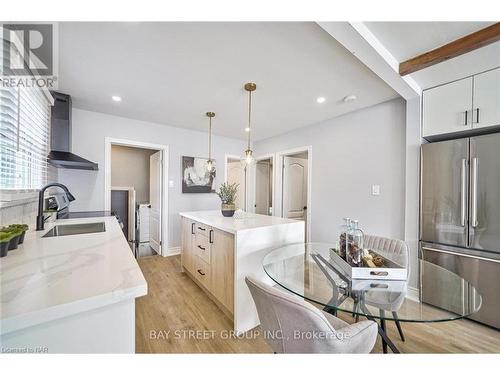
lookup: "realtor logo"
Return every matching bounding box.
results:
[1,23,58,88]
[1,23,53,76]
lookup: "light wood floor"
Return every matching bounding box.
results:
[136,255,500,354]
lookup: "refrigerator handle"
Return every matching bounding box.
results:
[460,159,467,226]
[471,157,479,228]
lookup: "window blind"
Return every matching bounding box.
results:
[0,85,51,190]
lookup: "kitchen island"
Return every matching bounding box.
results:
[180,210,304,334]
[0,215,147,353]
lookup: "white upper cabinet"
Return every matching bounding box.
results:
[473,68,500,129]
[423,77,473,138]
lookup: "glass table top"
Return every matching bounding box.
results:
[263,243,482,323]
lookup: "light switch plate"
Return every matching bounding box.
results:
[169,180,174,188]
[371,184,380,196]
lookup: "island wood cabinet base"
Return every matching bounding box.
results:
[183,267,234,320]
[181,217,234,317]
[180,211,305,333]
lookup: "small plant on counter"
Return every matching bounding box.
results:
[0,232,14,257]
[216,182,239,217]
[0,224,25,250]
[216,182,239,204]
[7,224,29,244]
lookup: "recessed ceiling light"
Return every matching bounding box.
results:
[111,95,122,102]
[343,94,357,103]
[316,96,326,104]
[245,127,251,132]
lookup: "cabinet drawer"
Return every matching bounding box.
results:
[195,232,211,264]
[194,257,211,289]
[195,222,210,236]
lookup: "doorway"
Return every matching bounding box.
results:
[105,138,169,257]
[253,156,274,215]
[225,155,247,211]
[276,147,311,241]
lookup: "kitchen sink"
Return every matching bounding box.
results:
[42,222,106,238]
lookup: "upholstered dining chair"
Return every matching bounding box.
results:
[361,234,410,349]
[245,276,378,353]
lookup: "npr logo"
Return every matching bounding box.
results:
[1,24,53,76]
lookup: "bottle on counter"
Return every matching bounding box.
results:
[338,217,352,261]
[347,220,364,267]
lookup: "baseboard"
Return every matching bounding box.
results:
[407,286,420,302]
[163,246,181,257]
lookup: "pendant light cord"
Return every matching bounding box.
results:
[208,116,212,160]
[247,90,252,149]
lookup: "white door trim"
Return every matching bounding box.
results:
[275,146,312,241]
[104,137,170,257]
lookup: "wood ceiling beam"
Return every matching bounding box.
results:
[399,23,500,76]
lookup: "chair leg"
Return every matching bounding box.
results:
[379,309,387,354]
[354,301,360,322]
[392,311,405,342]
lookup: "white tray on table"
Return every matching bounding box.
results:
[328,248,407,281]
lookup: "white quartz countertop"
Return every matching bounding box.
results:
[0,216,147,335]
[179,210,300,234]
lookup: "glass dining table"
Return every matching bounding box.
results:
[262,243,482,353]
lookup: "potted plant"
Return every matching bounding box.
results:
[216,182,239,217]
[0,226,22,250]
[5,224,29,244]
[0,232,13,257]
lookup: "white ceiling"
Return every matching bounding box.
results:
[364,22,500,89]
[57,22,398,141]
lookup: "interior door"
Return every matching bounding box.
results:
[227,160,246,210]
[149,151,162,254]
[255,160,271,215]
[283,156,307,221]
[469,133,500,252]
[473,67,500,130]
[421,139,469,247]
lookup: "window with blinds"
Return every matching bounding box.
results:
[0,86,51,190]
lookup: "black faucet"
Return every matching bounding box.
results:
[36,183,76,231]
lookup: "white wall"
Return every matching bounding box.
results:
[111,145,156,204]
[57,109,246,249]
[254,98,406,244]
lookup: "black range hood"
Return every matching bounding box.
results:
[48,92,98,170]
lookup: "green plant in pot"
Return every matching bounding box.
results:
[0,232,14,257]
[0,226,21,250]
[216,182,239,217]
[6,224,28,244]
[0,226,22,250]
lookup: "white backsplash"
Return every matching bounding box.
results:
[0,199,38,229]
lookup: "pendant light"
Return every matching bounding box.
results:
[242,82,256,166]
[206,111,215,172]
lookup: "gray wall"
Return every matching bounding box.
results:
[254,98,407,243]
[111,145,156,204]
[57,108,246,249]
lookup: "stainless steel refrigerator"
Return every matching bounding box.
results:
[420,132,500,329]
